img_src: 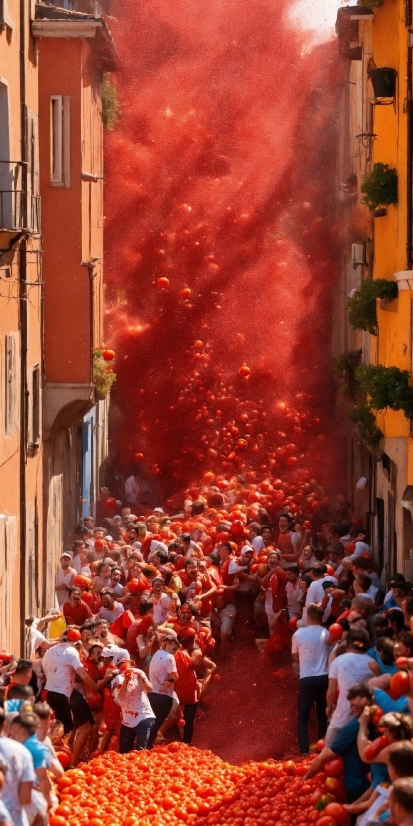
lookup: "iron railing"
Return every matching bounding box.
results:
[0,161,40,233]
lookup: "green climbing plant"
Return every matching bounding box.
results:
[93,349,116,396]
[361,163,398,210]
[348,402,383,447]
[347,278,398,334]
[355,365,413,420]
[101,74,120,131]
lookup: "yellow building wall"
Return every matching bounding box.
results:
[370,0,411,439]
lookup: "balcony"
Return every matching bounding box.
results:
[0,161,41,233]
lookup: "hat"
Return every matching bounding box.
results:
[104,535,113,542]
[163,631,178,642]
[152,576,164,585]
[153,508,164,514]
[101,647,115,658]
[113,516,122,522]
[240,545,254,555]
[60,552,72,559]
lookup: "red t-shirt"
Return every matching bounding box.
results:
[175,650,200,705]
[63,600,92,625]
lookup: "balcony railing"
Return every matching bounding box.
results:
[0,161,41,233]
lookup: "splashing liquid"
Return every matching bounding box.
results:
[104,0,343,498]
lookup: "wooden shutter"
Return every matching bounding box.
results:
[5,332,20,436]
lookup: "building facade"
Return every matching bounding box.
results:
[0,0,115,652]
[334,0,413,581]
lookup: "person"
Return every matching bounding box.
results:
[55,553,77,607]
[124,469,142,509]
[113,667,155,753]
[9,712,52,822]
[298,563,336,627]
[304,682,373,803]
[42,629,109,734]
[92,562,112,595]
[325,626,374,746]
[247,523,265,554]
[62,587,93,626]
[180,559,217,619]
[4,660,33,699]
[275,514,301,560]
[348,742,413,826]
[147,633,179,747]
[259,551,288,626]
[98,590,124,624]
[285,566,302,619]
[174,631,201,744]
[151,577,172,626]
[388,778,413,826]
[291,604,330,755]
[0,706,36,826]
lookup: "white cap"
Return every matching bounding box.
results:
[240,545,254,555]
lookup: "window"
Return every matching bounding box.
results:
[50,95,70,187]
[5,332,20,436]
[31,364,40,443]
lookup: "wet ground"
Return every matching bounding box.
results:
[191,602,313,764]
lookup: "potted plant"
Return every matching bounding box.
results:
[347,278,398,334]
[368,67,397,98]
[361,163,398,210]
[93,349,116,398]
[355,364,413,420]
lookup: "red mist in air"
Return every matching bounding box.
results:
[104,0,344,502]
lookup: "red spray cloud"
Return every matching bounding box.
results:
[104,0,344,503]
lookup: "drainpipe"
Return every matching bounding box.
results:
[19,0,28,655]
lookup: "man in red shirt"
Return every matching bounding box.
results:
[62,587,93,626]
[175,630,202,744]
[180,559,217,621]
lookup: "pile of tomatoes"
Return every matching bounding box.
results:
[51,743,350,826]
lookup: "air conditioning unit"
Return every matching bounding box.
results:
[352,243,366,269]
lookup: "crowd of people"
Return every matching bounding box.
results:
[0,476,413,825]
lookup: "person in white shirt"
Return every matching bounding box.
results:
[147,634,179,747]
[228,546,255,592]
[292,604,331,755]
[55,554,76,607]
[325,626,374,746]
[98,590,124,624]
[247,523,265,554]
[125,471,141,506]
[42,631,106,734]
[0,708,35,826]
[285,566,303,619]
[151,578,172,626]
[114,668,155,752]
[297,563,337,627]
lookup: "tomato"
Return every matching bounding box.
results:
[49,818,68,826]
[371,708,385,727]
[324,777,345,799]
[55,805,72,817]
[316,739,325,751]
[324,758,344,778]
[56,751,71,768]
[102,349,115,361]
[395,656,409,668]
[323,803,350,825]
[239,364,251,377]
[316,817,337,826]
[328,624,343,641]
[157,277,169,287]
[390,670,411,698]
[364,735,390,761]
[282,761,296,775]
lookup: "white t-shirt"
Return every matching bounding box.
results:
[125,476,140,504]
[328,652,374,728]
[251,536,265,553]
[228,558,251,592]
[291,625,330,678]
[42,643,82,697]
[286,581,303,618]
[152,593,171,626]
[114,670,155,727]
[98,603,124,623]
[55,566,76,606]
[303,576,337,623]
[0,737,36,826]
[149,650,176,697]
